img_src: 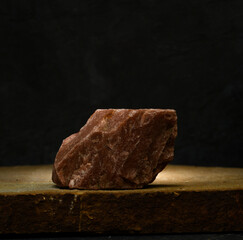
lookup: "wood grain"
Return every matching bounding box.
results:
[0,164,242,234]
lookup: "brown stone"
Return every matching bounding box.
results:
[52,109,177,189]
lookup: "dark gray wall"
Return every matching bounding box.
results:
[0,0,242,167]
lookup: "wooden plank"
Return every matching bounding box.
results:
[0,165,242,234]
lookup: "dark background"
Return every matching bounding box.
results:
[0,0,242,167]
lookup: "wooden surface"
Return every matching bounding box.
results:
[0,164,243,234]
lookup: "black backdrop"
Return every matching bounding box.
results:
[0,0,242,167]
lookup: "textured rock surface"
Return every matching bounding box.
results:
[52,109,177,189]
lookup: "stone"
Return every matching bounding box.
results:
[52,109,177,189]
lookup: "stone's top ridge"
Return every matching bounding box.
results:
[94,108,176,112]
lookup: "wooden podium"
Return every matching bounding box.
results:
[0,164,242,234]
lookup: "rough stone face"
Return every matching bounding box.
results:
[52,109,177,189]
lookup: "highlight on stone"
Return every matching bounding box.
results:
[52,109,177,189]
